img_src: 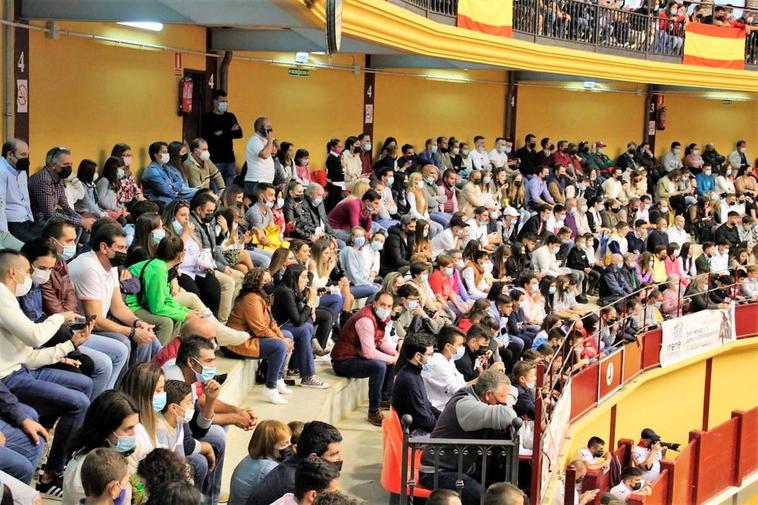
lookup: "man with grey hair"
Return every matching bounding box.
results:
[0,139,42,245]
[290,183,341,245]
[419,369,518,505]
[28,146,94,231]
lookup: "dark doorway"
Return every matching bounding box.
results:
[182,69,206,143]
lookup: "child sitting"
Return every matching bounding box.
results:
[80,448,129,505]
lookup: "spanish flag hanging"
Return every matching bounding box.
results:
[457,0,512,38]
[682,23,746,70]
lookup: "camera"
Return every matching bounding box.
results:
[659,441,680,451]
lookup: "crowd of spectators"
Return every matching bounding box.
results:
[0,87,756,504]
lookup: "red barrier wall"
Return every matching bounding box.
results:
[641,328,662,369]
[570,362,600,422]
[735,303,758,338]
[599,351,623,400]
[695,418,739,502]
[669,436,697,505]
[623,341,643,382]
[735,407,758,482]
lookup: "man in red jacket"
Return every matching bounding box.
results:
[330,291,398,426]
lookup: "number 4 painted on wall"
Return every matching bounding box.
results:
[366,85,372,99]
[208,73,214,89]
[17,51,25,74]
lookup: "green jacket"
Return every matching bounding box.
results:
[126,259,190,322]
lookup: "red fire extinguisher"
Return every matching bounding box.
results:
[179,77,193,115]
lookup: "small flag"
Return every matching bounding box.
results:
[682,23,746,70]
[457,0,512,38]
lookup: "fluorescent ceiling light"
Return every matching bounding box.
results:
[118,21,164,32]
[311,51,326,55]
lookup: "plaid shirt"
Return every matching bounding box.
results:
[118,174,143,206]
[28,166,82,225]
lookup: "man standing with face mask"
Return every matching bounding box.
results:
[245,116,276,200]
[0,140,38,246]
[390,334,439,436]
[419,369,518,505]
[202,90,243,189]
[28,146,95,234]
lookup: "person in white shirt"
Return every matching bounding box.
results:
[631,428,667,484]
[244,116,276,196]
[545,205,567,236]
[718,194,745,224]
[466,207,496,251]
[610,467,653,502]
[488,137,509,169]
[468,136,490,171]
[270,456,340,505]
[666,215,688,247]
[576,436,612,471]
[601,167,625,201]
[710,241,731,274]
[421,326,470,411]
[431,214,469,259]
[532,236,567,278]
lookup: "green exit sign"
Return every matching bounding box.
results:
[288,68,310,77]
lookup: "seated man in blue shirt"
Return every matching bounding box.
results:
[141,141,197,206]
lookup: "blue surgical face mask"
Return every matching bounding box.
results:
[420,273,429,283]
[152,391,167,412]
[114,487,128,505]
[405,300,419,312]
[217,102,228,113]
[453,345,466,361]
[61,244,76,261]
[422,359,436,372]
[311,197,323,207]
[371,241,383,252]
[193,358,216,383]
[374,306,390,321]
[151,228,166,245]
[549,286,557,294]
[444,266,454,277]
[111,433,136,453]
[386,177,395,187]
[354,236,366,248]
[172,220,184,235]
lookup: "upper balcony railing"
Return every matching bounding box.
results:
[388,0,758,67]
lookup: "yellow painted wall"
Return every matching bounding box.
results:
[515,83,646,159]
[28,21,206,175]
[654,94,758,159]
[373,69,507,159]
[708,347,758,429]
[570,408,612,461]
[227,52,365,171]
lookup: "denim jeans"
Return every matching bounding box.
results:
[258,337,288,389]
[281,323,316,378]
[349,283,381,300]
[79,333,130,397]
[198,424,226,505]
[245,249,271,268]
[2,367,92,474]
[215,161,237,189]
[0,404,46,483]
[429,211,452,228]
[97,330,161,369]
[373,218,398,231]
[318,293,344,320]
[419,471,482,505]
[332,358,392,411]
[187,453,209,497]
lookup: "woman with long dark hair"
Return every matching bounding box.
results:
[126,212,164,267]
[273,264,334,358]
[225,269,297,404]
[62,390,144,505]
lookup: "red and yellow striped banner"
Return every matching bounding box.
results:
[457,0,512,38]
[682,23,746,70]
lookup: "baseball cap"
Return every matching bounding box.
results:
[595,141,607,148]
[503,207,520,218]
[449,215,470,228]
[641,428,661,443]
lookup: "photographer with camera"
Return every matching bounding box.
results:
[632,428,679,483]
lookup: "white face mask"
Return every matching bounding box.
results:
[181,406,195,423]
[15,273,32,297]
[199,150,211,162]
[122,155,133,167]
[31,268,51,286]
[159,153,170,164]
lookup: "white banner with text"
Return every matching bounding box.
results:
[660,303,736,368]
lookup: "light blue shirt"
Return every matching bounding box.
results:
[525,176,553,207]
[228,456,278,505]
[0,157,34,231]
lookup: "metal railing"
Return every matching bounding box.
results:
[391,0,758,65]
[399,414,523,504]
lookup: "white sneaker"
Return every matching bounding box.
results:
[262,386,288,404]
[277,379,293,395]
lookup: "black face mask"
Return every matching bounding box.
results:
[59,165,72,179]
[528,142,536,149]
[276,445,295,462]
[201,214,215,224]
[14,158,30,172]
[181,153,189,163]
[110,251,127,267]
[293,195,304,203]
[263,282,276,295]
[631,481,643,491]
[330,460,344,472]
[474,348,487,357]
